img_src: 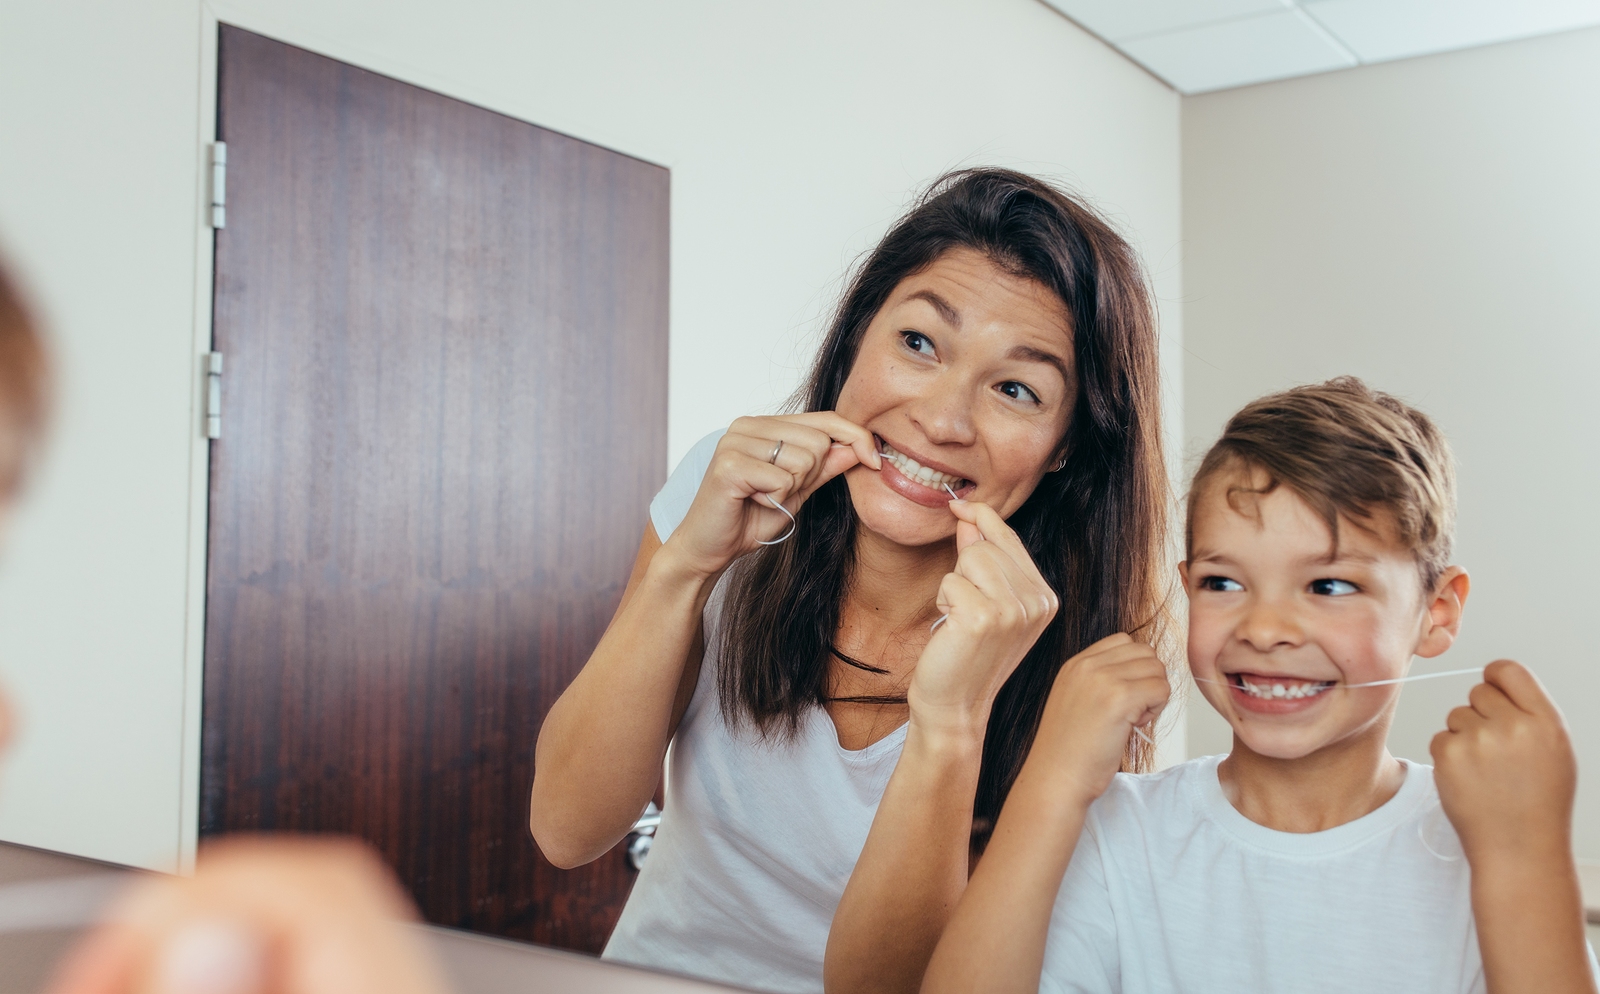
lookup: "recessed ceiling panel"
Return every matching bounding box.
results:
[1120,10,1357,93]
[1302,0,1600,63]
[1041,0,1287,43]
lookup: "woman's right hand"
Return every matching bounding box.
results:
[663,413,880,579]
[1028,633,1170,805]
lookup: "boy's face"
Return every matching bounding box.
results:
[1183,474,1462,761]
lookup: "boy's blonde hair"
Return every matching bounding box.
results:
[1187,377,1456,589]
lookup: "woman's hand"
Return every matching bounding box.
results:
[48,837,450,994]
[663,413,879,579]
[1026,633,1169,805]
[908,501,1059,741]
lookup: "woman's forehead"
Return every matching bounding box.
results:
[884,248,1073,345]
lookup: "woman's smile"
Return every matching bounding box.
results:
[875,434,977,508]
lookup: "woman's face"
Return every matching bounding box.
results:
[836,247,1077,548]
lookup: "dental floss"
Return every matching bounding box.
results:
[755,493,797,546]
[928,484,962,632]
[1192,665,1484,692]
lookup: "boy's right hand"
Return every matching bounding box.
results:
[1027,633,1170,806]
[664,414,880,579]
[1431,659,1577,863]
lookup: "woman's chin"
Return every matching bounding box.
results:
[846,473,957,548]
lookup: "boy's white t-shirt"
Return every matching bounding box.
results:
[602,430,908,993]
[1044,754,1511,994]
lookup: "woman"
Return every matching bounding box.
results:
[530,168,1171,994]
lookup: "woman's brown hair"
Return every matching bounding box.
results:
[0,262,50,497]
[716,168,1171,831]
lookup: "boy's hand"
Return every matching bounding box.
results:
[1431,660,1577,863]
[1026,633,1169,807]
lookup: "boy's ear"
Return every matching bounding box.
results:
[1415,566,1470,659]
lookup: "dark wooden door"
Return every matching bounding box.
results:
[201,25,669,952]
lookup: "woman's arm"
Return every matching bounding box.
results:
[921,634,1169,994]
[827,502,1062,994]
[531,415,880,868]
[530,524,712,867]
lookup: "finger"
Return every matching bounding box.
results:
[1482,659,1561,719]
[723,421,830,488]
[776,411,881,471]
[1466,681,1516,721]
[950,542,1032,622]
[935,571,987,625]
[713,449,809,506]
[949,501,1049,588]
[1445,704,1484,734]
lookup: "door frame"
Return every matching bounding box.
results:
[179,3,672,872]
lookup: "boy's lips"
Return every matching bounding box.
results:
[1224,671,1338,714]
[873,435,976,508]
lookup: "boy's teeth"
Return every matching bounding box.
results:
[879,441,968,491]
[1235,676,1334,700]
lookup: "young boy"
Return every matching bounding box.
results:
[923,377,1596,994]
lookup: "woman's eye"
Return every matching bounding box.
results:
[998,381,1041,405]
[901,331,936,357]
[1200,576,1243,593]
[1310,579,1358,596]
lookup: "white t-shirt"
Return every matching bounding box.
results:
[1044,754,1509,994]
[603,430,908,993]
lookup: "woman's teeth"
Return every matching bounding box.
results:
[879,441,970,491]
[1232,675,1335,700]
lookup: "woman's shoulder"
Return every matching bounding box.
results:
[650,429,726,541]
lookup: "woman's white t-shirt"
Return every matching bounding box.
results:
[602,430,908,993]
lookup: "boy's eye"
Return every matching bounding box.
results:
[1310,578,1358,596]
[1200,576,1243,593]
[997,381,1041,405]
[901,331,936,357]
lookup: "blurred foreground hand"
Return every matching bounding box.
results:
[48,836,452,994]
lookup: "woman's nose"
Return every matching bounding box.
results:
[1235,598,1304,652]
[909,383,977,446]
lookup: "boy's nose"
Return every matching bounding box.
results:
[1235,599,1305,652]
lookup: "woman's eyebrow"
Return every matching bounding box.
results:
[905,289,961,328]
[1007,344,1070,383]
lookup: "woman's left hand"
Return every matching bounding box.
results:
[908,500,1059,741]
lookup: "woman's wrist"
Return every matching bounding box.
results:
[646,536,727,595]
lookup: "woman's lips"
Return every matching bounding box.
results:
[872,435,976,508]
[880,459,968,508]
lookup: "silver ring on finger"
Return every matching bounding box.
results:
[768,440,784,464]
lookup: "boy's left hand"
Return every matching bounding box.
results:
[1431,659,1577,862]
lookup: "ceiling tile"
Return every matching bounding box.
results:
[1120,10,1357,93]
[1041,0,1287,43]
[1302,0,1600,63]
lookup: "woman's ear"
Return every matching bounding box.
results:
[1415,566,1470,659]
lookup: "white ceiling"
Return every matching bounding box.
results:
[1043,0,1600,94]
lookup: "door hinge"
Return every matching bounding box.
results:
[205,352,223,439]
[210,142,227,229]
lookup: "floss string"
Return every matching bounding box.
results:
[1193,665,1483,691]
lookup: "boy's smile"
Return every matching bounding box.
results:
[1183,471,1467,762]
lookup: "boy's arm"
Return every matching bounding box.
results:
[1432,660,1598,994]
[922,634,1169,994]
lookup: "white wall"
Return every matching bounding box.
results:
[1181,27,1600,856]
[0,0,1182,870]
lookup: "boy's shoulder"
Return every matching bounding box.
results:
[1088,755,1447,856]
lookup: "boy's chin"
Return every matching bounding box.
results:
[1230,724,1337,761]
